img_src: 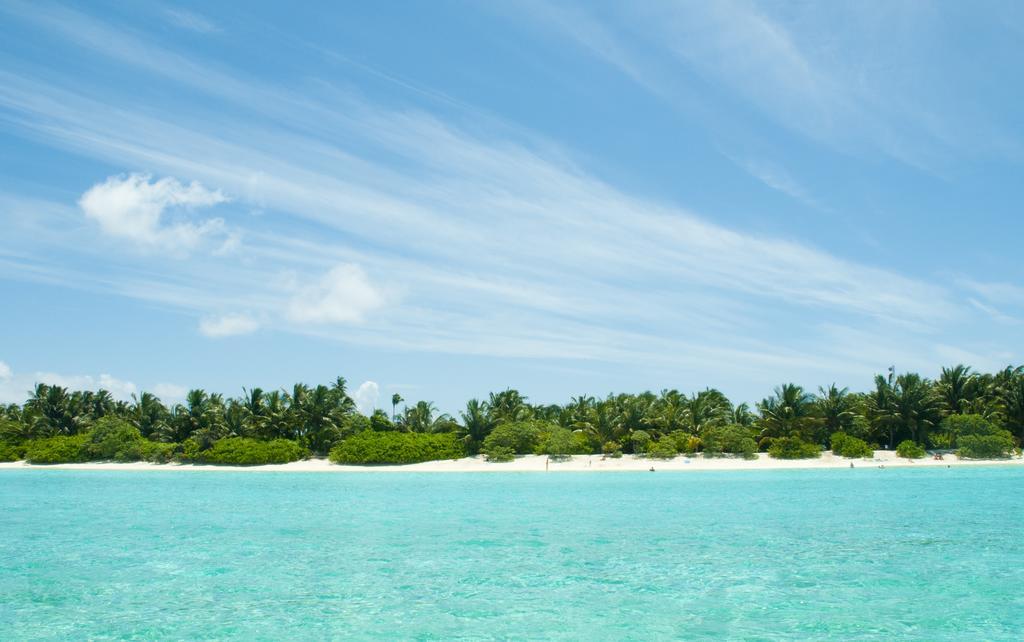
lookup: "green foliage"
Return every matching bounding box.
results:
[86,416,145,461]
[602,441,621,455]
[539,427,578,460]
[630,430,652,454]
[667,431,700,454]
[345,413,371,436]
[703,424,757,458]
[647,439,678,460]
[24,434,89,464]
[0,440,26,462]
[329,431,465,465]
[938,414,998,449]
[369,410,394,432]
[768,437,821,459]
[895,440,927,459]
[176,438,200,462]
[482,421,546,455]
[484,445,516,462]
[200,438,308,465]
[958,432,1015,459]
[141,441,177,463]
[829,432,874,458]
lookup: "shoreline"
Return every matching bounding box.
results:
[1,450,1022,473]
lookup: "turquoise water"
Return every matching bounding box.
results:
[2,468,1023,640]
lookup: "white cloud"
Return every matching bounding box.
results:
[79,173,229,255]
[353,380,379,415]
[286,264,385,324]
[151,382,188,402]
[198,313,260,338]
[0,361,11,380]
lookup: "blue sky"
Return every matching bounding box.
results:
[1,0,1022,414]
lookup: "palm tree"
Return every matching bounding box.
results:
[890,373,942,445]
[865,375,897,448]
[391,393,403,422]
[683,389,732,434]
[458,399,495,453]
[487,389,532,424]
[757,383,821,443]
[937,365,978,415]
[130,391,169,438]
[293,384,347,454]
[816,384,855,435]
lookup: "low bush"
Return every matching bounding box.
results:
[703,425,757,459]
[938,414,998,450]
[24,435,89,464]
[630,430,652,455]
[141,441,177,463]
[538,427,578,460]
[768,437,821,460]
[200,438,307,465]
[671,433,702,455]
[482,421,546,455]
[86,416,145,461]
[647,439,678,460]
[958,431,1015,459]
[178,438,202,462]
[483,445,516,462]
[895,440,927,459]
[602,441,621,455]
[329,431,465,465]
[0,440,26,462]
[830,432,874,459]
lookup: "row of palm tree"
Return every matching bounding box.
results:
[2,365,1023,455]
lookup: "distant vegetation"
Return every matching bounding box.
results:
[1,365,1022,466]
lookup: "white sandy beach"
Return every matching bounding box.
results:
[1,450,1021,473]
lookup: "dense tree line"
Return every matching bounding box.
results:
[1,365,1022,465]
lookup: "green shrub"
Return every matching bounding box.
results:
[647,439,678,460]
[178,438,201,462]
[141,441,177,463]
[86,416,145,461]
[703,425,757,459]
[768,437,821,460]
[669,432,702,454]
[200,438,308,465]
[630,430,652,455]
[0,441,26,462]
[938,414,999,449]
[609,450,623,459]
[483,445,516,462]
[895,440,927,459]
[24,435,89,464]
[482,421,545,455]
[958,431,1015,459]
[539,427,577,460]
[830,432,874,459]
[602,441,621,455]
[329,431,465,465]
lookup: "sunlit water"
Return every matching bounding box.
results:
[2,467,1023,640]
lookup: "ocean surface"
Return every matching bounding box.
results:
[2,467,1023,640]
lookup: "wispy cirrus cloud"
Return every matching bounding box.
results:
[162,8,220,34]
[513,0,1019,171]
[0,3,1013,393]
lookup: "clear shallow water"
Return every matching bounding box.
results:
[2,468,1023,640]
